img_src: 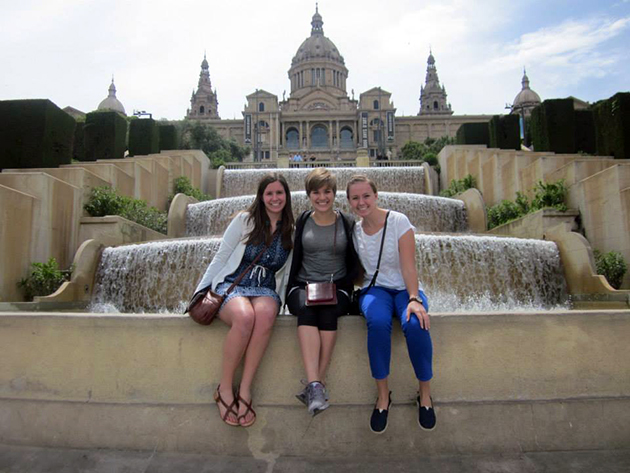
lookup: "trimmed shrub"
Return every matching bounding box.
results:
[574,109,596,155]
[487,200,522,229]
[0,99,76,170]
[488,114,520,150]
[455,122,489,146]
[129,118,159,156]
[531,179,567,212]
[84,186,167,234]
[530,99,575,153]
[73,120,85,161]
[594,250,627,289]
[18,257,72,301]
[158,124,179,150]
[593,92,630,159]
[84,111,127,161]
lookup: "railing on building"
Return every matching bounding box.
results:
[223,159,425,169]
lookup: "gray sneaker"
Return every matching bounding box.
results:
[306,381,329,416]
[296,380,329,406]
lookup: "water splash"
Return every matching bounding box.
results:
[90,234,567,313]
[416,234,568,312]
[186,191,467,236]
[220,167,425,197]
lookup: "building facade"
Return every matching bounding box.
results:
[188,7,491,161]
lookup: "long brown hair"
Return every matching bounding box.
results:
[245,173,294,250]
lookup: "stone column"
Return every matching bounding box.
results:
[329,120,333,149]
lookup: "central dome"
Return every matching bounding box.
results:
[291,8,345,66]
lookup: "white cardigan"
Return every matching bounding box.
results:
[194,212,293,307]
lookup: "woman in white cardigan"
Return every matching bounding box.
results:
[194,173,294,427]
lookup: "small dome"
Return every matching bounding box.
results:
[201,52,209,69]
[513,70,541,107]
[98,79,126,115]
[428,51,435,65]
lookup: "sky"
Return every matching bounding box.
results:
[1,0,629,120]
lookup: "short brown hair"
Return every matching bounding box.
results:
[346,175,378,198]
[305,167,337,195]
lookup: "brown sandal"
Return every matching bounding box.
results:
[214,385,239,427]
[236,392,257,427]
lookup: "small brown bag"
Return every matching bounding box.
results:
[305,281,337,306]
[187,248,266,325]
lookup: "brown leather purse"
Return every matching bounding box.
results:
[305,213,339,307]
[187,248,266,325]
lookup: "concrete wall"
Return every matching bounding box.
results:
[0,186,35,301]
[1,311,629,455]
[78,216,166,248]
[488,208,579,240]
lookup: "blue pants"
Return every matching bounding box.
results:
[359,287,433,381]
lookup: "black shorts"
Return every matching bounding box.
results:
[286,287,351,331]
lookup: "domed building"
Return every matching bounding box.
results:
[510,69,541,118]
[97,78,126,115]
[194,6,491,162]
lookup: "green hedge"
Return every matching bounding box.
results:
[0,99,76,170]
[129,118,159,156]
[456,122,489,146]
[489,114,520,150]
[574,109,596,155]
[593,92,630,159]
[530,99,576,153]
[84,111,127,161]
[158,124,179,150]
[73,121,85,161]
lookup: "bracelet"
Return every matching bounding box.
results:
[409,296,423,305]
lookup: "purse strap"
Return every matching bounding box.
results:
[223,245,267,296]
[366,210,390,290]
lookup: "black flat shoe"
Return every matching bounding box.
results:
[417,395,436,431]
[370,391,392,434]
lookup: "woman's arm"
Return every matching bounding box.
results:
[398,228,430,329]
[195,213,246,293]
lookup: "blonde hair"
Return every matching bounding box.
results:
[346,175,378,198]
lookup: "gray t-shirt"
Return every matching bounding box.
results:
[297,215,348,283]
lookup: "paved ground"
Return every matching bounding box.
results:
[1,445,629,473]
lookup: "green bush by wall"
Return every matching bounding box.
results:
[129,118,159,156]
[593,92,630,159]
[489,115,520,150]
[530,99,576,153]
[158,124,179,150]
[574,109,596,155]
[0,99,76,170]
[455,122,489,146]
[84,111,127,161]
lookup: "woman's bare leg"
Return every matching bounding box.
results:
[375,378,390,410]
[318,330,337,384]
[216,297,256,424]
[237,296,278,424]
[298,325,322,383]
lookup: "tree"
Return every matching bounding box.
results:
[180,121,249,167]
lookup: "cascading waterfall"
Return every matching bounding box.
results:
[90,234,567,313]
[220,167,425,197]
[90,238,221,313]
[186,191,467,236]
[415,234,568,312]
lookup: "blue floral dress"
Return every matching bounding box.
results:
[215,230,290,309]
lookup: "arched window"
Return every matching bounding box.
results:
[370,118,384,127]
[340,127,354,149]
[311,125,328,148]
[286,128,299,149]
[199,105,205,114]
[433,101,439,110]
[373,100,379,110]
[258,120,269,129]
[258,102,265,112]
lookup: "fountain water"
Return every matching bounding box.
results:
[186,191,467,236]
[89,166,569,314]
[220,167,425,197]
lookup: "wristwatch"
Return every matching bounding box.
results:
[409,296,423,305]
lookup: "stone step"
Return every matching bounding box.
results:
[1,310,629,454]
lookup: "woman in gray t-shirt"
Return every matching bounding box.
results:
[285,168,361,416]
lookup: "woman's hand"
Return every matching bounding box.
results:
[407,300,430,330]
